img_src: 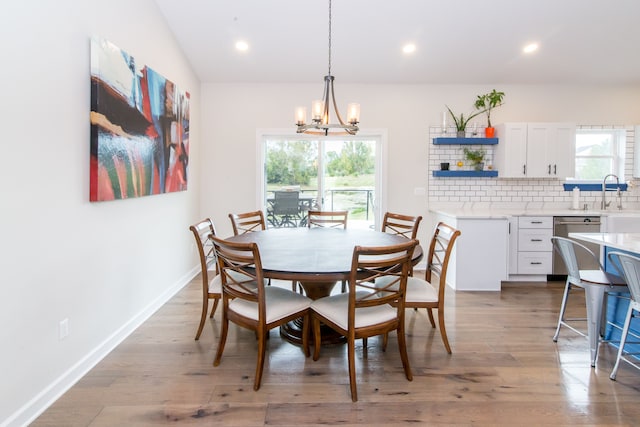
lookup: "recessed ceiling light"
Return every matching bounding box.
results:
[523,42,539,54]
[235,40,249,52]
[402,43,416,54]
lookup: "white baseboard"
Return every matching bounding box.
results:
[2,267,199,427]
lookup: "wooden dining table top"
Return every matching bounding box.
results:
[226,227,423,283]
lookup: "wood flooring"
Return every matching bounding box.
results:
[32,277,640,426]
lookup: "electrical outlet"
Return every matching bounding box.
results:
[59,318,69,340]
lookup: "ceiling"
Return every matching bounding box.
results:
[154,0,640,85]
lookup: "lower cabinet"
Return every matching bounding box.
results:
[429,213,509,291]
[509,216,553,277]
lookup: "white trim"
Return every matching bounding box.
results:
[3,268,199,427]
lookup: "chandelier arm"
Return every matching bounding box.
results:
[329,78,346,126]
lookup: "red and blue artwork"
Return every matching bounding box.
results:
[90,38,190,201]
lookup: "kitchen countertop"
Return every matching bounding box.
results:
[569,232,640,254]
[429,203,640,219]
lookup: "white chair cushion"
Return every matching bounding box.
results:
[229,286,310,324]
[405,276,438,303]
[209,270,258,295]
[311,291,397,330]
[209,274,222,294]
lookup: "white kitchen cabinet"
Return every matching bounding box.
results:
[509,216,553,277]
[429,213,508,291]
[495,123,576,178]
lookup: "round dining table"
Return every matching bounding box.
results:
[227,227,423,343]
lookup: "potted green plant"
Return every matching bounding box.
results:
[474,89,505,137]
[463,147,485,171]
[446,105,486,138]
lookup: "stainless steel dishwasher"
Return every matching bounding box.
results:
[552,216,601,275]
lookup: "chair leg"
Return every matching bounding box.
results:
[610,305,634,380]
[348,334,358,402]
[213,312,229,366]
[312,316,322,361]
[437,307,452,354]
[341,280,346,293]
[426,308,436,328]
[210,297,219,318]
[302,313,310,358]
[397,326,413,381]
[382,332,388,351]
[254,329,268,391]
[195,297,209,340]
[553,281,572,342]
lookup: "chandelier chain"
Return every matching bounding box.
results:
[327,0,332,76]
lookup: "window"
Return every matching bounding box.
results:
[259,134,383,230]
[574,129,625,180]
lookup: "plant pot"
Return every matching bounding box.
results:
[473,162,484,171]
[456,130,466,138]
[485,127,495,138]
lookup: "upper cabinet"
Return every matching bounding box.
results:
[494,123,576,178]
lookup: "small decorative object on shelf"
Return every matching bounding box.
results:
[474,89,505,138]
[445,105,486,137]
[463,147,485,171]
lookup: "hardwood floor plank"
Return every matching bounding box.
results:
[31,277,640,426]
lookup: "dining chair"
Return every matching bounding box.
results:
[188,218,222,340]
[211,235,312,391]
[382,212,423,240]
[551,236,627,366]
[393,222,461,354]
[229,210,266,235]
[607,251,640,380]
[308,210,349,292]
[272,191,302,227]
[310,239,418,402]
[307,210,349,229]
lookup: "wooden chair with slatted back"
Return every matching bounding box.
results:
[308,210,349,291]
[400,222,461,354]
[307,210,348,229]
[382,212,423,240]
[229,210,266,235]
[189,218,222,340]
[211,235,311,391]
[310,239,418,401]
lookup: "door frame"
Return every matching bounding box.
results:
[255,128,388,229]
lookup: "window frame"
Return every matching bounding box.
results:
[568,127,626,183]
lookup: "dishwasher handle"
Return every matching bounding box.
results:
[554,220,601,226]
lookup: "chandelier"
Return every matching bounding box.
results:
[295,0,360,136]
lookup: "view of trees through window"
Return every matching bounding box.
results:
[574,130,624,180]
[264,139,376,227]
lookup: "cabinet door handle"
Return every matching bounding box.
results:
[523,164,526,175]
[530,262,542,265]
[548,164,551,174]
[530,239,543,242]
[530,221,543,224]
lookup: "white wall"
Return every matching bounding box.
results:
[201,83,640,246]
[0,1,201,425]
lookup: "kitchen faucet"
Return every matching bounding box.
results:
[601,174,622,210]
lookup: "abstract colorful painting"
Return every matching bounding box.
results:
[90,38,190,201]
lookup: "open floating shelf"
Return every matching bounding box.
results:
[432,170,498,178]
[433,137,498,145]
